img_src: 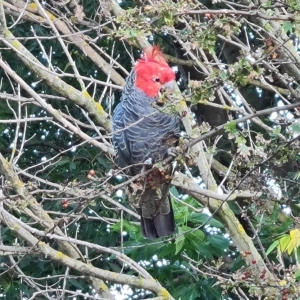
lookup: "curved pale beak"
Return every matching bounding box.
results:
[161,80,176,92]
[157,80,176,105]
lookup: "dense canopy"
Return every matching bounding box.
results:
[0,0,300,299]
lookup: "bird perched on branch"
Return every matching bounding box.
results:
[112,46,180,239]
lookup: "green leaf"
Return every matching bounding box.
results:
[272,126,281,135]
[188,240,215,259]
[237,144,251,157]
[170,186,179,198]
[266,240,279,255]
[236,135,246,146]
[282,21,293,34]
[224,120,237,133]
[63,62,71,72]
[69,278,84,289]
[164,15,174,27]
[290,122,300,133]
[3,282,12,294]
[173,283,200,300]
[279,234,291,253]
[107,262,122,273]
[206,283,222,299]
[209,234,230,252]
[219,70,228,81]
[295,270,300,280]
[111,220,138,234]
[175,235,185,255]
[154,161,163,170]
[97,156,112,170]
[186,229,205,242]
[159,243,176,258]
[188,213,224,228]
[56,158,70,166]
[70,162,76,170]
[271,203,279,222]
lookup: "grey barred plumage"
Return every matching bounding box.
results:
[112,54,180,239]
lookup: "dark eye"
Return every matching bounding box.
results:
[154,77,160,82]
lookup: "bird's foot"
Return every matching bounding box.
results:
[144,158,153,165]
[168,147,179,157]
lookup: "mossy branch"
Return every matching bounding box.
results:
[0,207,174,299]
[0,152,115,299]
[0,58,114,155]
[1,1,114,132]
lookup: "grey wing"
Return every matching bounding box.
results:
[125,107,180,166]
[112,103,132,170]
[113,102,180,170]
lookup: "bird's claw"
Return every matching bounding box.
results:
[168,147,178,157]
[144,158,153,165]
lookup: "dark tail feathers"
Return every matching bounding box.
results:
[140,203,175,239]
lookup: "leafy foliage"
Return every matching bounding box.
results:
[0,0,300,299]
